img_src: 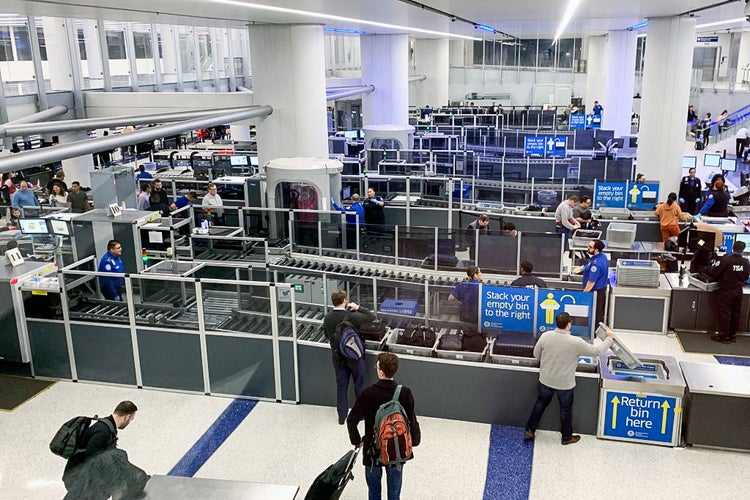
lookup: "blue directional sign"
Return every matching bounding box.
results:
[524,136,546,157]
[594,181,627,208]
[601,390,679,445]
[482,286,535,332]
[626,181,660,210]
[545,136,567,158]
[586,114,602,129]
[569,113,586,129]
[537,289,594,338]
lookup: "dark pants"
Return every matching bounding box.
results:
[716,288,743,339]
[737,138,748,158]
[555,225,571,247]
[332,356,367,423]
[703,130,710,147]
[594,288,607,327]
[526,382,575,441]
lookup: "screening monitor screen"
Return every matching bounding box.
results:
[229,155,248,166]
[682,156,697,169]
[48,219,70,236]
[687,230,716,253]
[19,218,49,235]
[342,186,351,200]
[720,157,736,172]
[703,153,721,167]
[343,130,358,139]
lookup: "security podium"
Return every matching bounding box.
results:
[595,325,685,447]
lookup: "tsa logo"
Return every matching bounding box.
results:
[539,326,547,332]
[627,430,635,437]
[483,321,491,328]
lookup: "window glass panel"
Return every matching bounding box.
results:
[502,41,517,66]
[537,39,555,67]
[14,26,32,61]
[0,26,12,61]
[557,38,576,68]
[518,39,537,67]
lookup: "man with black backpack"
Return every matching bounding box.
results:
[323,289,378,425]
[346,352,420,500]
[60,401,149,499]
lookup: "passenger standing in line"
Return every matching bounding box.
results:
[49,183,68,208]
[347,352,421,500]
[736,127,749,158]
[687,104,698,139]
[679,168,703,215]
[523,312,614,445]
[136,183,152,211]
[573,196,594,229]
[11,180,40,213]
[717,109,729,133]
[511,261,548,288]
[466,213,490,258]
[635,173,646,184]
[448,266,482,327]
[554,194,581,244]
[699,179,730,218]
[134,165,153,188]
[98,240,125,301]
[655,192,692,243]
[151,178,170,207]
[323,289,377,425]
[67,181,90,213]
[706,240,750,344]
[700,113,712,147]
[62,401,149,500]
[202,183,225,225]
[148,192,170,217]
[581,239,608,327]
[363,187,386,234]
[45,170,67,196]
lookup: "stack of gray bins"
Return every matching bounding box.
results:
[616,259,660,288]
[606,222,637,249]
[598,207,631,220]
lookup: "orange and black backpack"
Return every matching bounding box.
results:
[372,385,413,465]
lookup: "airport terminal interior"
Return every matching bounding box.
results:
[1,1,750,499]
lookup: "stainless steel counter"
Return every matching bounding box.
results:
[680,361,750,398]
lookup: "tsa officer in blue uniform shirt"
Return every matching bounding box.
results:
[582,239,608,326]
[98,240,126,301]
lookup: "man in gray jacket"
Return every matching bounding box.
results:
[523,312,614,445]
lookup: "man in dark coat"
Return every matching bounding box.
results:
[706,240,750,343]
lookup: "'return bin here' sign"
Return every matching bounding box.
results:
[599,390,681,446]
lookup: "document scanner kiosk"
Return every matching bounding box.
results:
[595,323,685,447]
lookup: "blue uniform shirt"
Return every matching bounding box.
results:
[592,104,603,116]
[174,195,192,209]
[582,252,608,291]
[450,279,481,324]
[331,199,365,225]
[98,251,125,300]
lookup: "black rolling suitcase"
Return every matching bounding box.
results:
[695,137,704,151]
[304,447,360,500]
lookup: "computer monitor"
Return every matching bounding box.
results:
[687,229,716,253]
[703,153,721,167]
[229,155,248,166]
[19,218,49,235]
[48,219,70,236]
[734,233,750,252]
[682,156,697,169]
[343,130,358,139]
[249,157,259,167]
[720,157,736,172]
[342,186,351,200]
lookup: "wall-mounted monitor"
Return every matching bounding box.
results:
[682,156,697,169]
[249,157,259,167]
[19,218,49,235]
[703,153,721,167]
[229,155,248,166]
[48,219,70,236]
[342,186,351,200]
[342,130,358,139]
[719,157,736,172]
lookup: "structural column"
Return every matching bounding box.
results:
[59,132,95,188]
[410,38,449,109]
[361,34,409,127]
[249,24,328,165]
[636,16,696,196]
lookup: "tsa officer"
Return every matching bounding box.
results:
[98,240,126,301]
[582,239,608,327]
[706,240,750,343]
[679,168,702,215]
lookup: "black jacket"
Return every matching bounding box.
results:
[323,307,376,360]
[511,274,548,288]
[64,416,117,472]
[346,379,421,466]
[707,252,750,291]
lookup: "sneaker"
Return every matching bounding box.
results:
[523,431,535,441]
[561,435,581,445]
[338,418,346,425]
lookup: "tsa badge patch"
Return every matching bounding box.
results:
[591,265,597,272]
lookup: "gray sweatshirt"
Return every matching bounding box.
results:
[534,328,614,390]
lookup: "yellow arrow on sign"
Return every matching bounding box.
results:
[610,395,620,429]
[661,400,671,434]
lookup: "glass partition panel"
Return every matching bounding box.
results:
[177,25,196,83]
[132,23,156,86]
[75,19,104,89]
[478,234,518,273]
[103,21,131,88]
[201,280,271,335]
[62,268,131,325]
[519,232,563,276]
[361,223,395,259]
[133,276,198,330]
[156,24,178,84]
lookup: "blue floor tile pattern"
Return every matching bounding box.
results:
[168,398,257,477]
[483,425,533,500]
[714,355,750,367]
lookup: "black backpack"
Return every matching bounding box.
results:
[357,320,387,341]
[462,330,487,352]
[50,415,115,459]
[397,326,436,347]
[438,332,463,351]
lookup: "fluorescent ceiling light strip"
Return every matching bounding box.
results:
[209,0,480,40]
[696,17,745,29]
[553,0,583,43]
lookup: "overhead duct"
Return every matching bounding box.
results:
[0,108,247,139]
[2,105,69,127]
[0,106,273,175]
[326,85,375,101]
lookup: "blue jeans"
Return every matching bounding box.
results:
[555,225,571,247]
[365,464,403,500]
[525,382,575,442]
[332,356,367,423]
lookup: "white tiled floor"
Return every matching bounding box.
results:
[2,330,749,500]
